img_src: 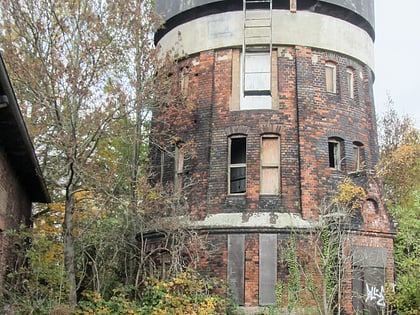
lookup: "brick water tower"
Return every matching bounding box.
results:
[151,0,395,313]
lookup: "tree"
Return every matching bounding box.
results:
[0,0,200,307]
[377,96,420,208]
[0,0,135,305]
[377,99,420,314]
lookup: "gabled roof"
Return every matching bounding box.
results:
[0,55,50,203]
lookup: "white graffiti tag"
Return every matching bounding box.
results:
[365,283,385,307]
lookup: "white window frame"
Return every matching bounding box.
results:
[260,135,280,195]
[229,136,247,194]
[243,51,271,95]
[325,61,337,93]
[240,51,272,110]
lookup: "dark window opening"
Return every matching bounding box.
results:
[328,141,339,169]
[229,137,246,194]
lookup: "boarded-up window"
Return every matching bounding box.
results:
[261,136,280,194]
[228,234,245,305]
[325,61,337,93]
[328,137,343,170]
[229,137,246,194]
[259,234,277,305]
[347,67,354,99]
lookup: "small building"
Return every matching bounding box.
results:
[0,54,50,287]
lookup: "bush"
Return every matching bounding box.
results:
[77,271,234,315]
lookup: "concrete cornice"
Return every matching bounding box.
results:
[157,10,374,71]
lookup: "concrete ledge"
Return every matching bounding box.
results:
[192,212,315,230]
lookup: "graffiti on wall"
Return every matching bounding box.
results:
[365,283,385,307]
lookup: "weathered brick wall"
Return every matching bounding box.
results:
[0,147,32,288]
[148,45,395,310]
[151,46,383,218]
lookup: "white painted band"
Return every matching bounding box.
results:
[157,10,374,71]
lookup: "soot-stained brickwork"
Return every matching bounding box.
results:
[148,44,395,312]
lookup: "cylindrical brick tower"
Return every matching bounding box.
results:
[151,1,394,313]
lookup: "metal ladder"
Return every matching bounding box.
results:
[242,0,273,95]
[243,0,272,52]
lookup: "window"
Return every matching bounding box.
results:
[352,142,364,171]
[179,67,189,95]
[231,49,278,111]
[174,145,184,194]
[229,136,246,194]
[352,246,388,315]
[346,67,354,99]
[325,61,337,93]
[243,52,271,95]
[239,51,272,110]
[260,135,280,195]
[328,137,343,170]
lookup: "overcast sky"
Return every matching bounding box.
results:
[374,0,420,127]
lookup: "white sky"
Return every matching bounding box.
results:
[374,0,420,127]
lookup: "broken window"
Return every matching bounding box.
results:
[229,136,246,194]
[260,135,280,195]
[325,61,337,93]
[346,67,354,99]
[328,137,343,170]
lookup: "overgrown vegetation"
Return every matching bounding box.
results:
[269,178,366,315]
[0,0,418,313]
[378,99,420,314]
[0,0,232,313]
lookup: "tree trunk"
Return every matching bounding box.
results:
[63,192,77,305]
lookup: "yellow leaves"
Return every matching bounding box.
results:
[333,177,367,209]
[75,190,94,202]
[139,271,228,314]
